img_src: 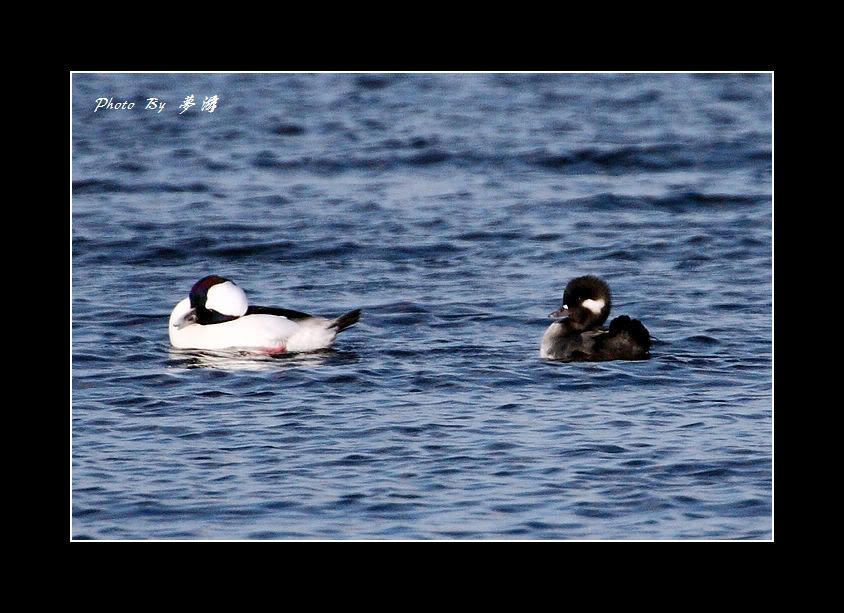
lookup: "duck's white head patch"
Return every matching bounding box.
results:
[582,298,605,315]
[205,281,248,316]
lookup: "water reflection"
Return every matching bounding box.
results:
[166,347,360,371]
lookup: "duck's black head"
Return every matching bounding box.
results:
[188,275,249,324]
[549,275,612,330]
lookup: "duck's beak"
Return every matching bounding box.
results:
[549,305,569,319]
[173,308,198,329]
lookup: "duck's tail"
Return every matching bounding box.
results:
[607,315,652,354]
[329,309,362,333]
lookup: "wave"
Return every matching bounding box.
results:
[73,179,212,194]
[238,139,770,175]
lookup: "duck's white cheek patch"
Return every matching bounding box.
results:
[206,281,249,316]
[582,298,605,314]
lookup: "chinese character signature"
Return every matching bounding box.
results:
[94,95,221,114]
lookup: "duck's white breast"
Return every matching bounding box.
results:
[540,322,562,358]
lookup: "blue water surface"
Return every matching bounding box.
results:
[72,73,772,539]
